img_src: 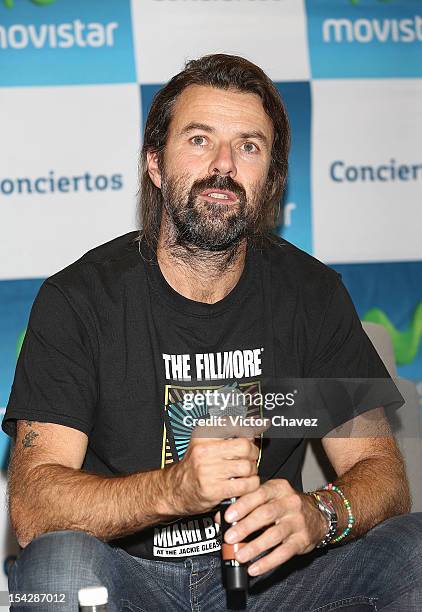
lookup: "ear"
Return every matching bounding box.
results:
[146,150,162,189]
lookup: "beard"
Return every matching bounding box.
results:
[160,169,266,252]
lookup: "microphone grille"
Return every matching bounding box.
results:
[208,384,248,418]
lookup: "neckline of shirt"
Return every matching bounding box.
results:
[139,238,255,318]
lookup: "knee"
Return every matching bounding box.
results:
[10,530,111,593]
[366,512,422,568]
[396,512,422,562]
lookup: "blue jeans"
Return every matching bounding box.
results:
[9,512,422,611]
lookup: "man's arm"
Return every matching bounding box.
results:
[8,420,182,548]
[216,407,411,576]
[8,420,260,549]
[318,406,411,539]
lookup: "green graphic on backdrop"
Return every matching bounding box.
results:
[363,302,422,366]
[4,0,56,8]
[16,330,26,359]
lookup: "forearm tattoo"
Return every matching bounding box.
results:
[22,421,39,448]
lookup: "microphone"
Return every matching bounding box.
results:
[208,384,250,610]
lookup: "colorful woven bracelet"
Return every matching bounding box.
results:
[322,483,355,543]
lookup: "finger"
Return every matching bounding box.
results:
[225,479,294,523]
[247,537,300,576]
[225,500,283,545]
[221,438,260,461]
[222,459,258,480]
[224,481,278,523]
[214,510,221,524]
[223,475,261,499]
[233,521,288,564]
[188,437,258,465]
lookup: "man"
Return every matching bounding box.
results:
[3,54,422,611]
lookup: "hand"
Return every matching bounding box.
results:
[170,434,261,516]
[214,479,327,576]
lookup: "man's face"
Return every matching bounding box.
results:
[149,85,274,251]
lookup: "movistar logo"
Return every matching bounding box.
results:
[323,15,422,44]
[4,0,56,8]
[363,302,422,366]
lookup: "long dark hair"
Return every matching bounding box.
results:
[136,53,291,252]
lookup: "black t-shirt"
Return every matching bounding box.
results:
[2,231,403,561]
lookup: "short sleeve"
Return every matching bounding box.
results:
[2,281,98,439]
[306,278,404,432]
[309,279,391,378]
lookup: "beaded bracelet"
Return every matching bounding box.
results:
[323,483,355,543]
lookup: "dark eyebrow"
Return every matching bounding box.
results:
[238,130,270,148]
[178,122,215,136]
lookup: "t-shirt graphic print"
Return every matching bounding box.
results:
[154,347,265,559]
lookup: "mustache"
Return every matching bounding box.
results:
[189,175,246,201]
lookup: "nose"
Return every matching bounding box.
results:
[208,143,237,179]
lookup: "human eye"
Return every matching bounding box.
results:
[241,141,259,154]
[190,135,208,147]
